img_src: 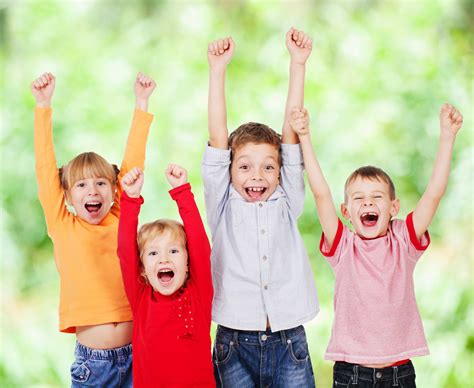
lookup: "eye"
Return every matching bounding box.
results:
[239,165,249,170]
[169,249,179,254]
[148,251,158,256]
[76,182,86,188]
[354,197,362,200]
[264,165,275,171]
[373,195,382,199]
[97,181,107,186]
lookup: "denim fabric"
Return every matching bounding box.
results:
[70,342,132,387]
[213,325,315,387]
[333,361,416,388]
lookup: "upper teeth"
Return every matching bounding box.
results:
[159,269,172,273]
[86,202,100,205]
[248,187,264,192]
[362,212,377,216]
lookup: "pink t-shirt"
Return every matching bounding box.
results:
[320,212,430,364]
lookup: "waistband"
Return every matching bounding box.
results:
[75,341,132,361]
[334,361,415,385]
[216,324,306,346]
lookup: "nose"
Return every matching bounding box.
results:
[252,171,263,180]
[363,198,374,206]
[159,256,170,264]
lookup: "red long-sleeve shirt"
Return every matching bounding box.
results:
[118,183,215,387]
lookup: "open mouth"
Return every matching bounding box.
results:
[157,268,175,285]
[245,186,267,201]
[360,212,379,227]
[84,201,102,213]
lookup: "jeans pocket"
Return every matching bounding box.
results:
[213,339,235,366]
[397,373,417,388]
[70,359,91,383]
[287,334,309,363]
[333,372,353,387]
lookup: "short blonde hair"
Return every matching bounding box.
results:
[60,152,119,190]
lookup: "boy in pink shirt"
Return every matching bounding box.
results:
[290,104,463,387]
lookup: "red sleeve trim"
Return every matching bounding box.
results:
[319,219,344,257]
[121,191,144,204]
[169,182,191,199]
[406,212,430,251]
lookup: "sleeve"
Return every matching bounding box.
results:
[34,108,69,236]
[404,212,431,261]
[319,218,346,268]
[169,183,213,313]
[112,109,154,216]
[200,145,231,234]
[279,143,305,218]
[117,192,144,310]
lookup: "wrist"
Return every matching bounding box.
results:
[36,100,51,108]
[290,60,306,68]
[135,98,149,111]
[440,131,457,143]
[209,66,227,76]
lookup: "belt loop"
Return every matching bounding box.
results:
[232,330,239,346]
[280,329,287,345]
[392,366,399,386]
[352,364,359,385]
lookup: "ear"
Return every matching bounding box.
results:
[64,190,72,206]
[390,198,400,218]
[341,203,351,220]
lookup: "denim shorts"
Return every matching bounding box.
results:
[333,361,416,387]
[213,325,315,387]
[70,341,132,387]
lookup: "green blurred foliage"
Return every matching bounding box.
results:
[1,0,472,387]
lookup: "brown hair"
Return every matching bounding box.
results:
[60,152,119,191]
[344,166,396,202]
[137,219,187,279]
[228,122,282,165]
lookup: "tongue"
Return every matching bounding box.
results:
[160,273,173,282]
[247,190,262,199]
[362,218,377,227]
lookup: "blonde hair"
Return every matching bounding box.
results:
[60,152,119,190]
[137,220,188,279]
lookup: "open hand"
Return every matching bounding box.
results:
[121,167,144,198]
[165,164,188,188]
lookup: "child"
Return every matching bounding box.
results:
[203,29,318,387]
[289,104,463,387]
[117,165,215,387]
[32,72,155,386]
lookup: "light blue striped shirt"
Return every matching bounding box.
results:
[201,144,319,331]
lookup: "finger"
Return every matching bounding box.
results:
[301,35,310,48]
[223,38,229,50]
[296,30,304,46]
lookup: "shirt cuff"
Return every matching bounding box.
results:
[121,191,144,204]
[320,219,344,257]
[281,143,303,166]
[202,145,231,165]
[133,109,154,121]
[169,182,191,199]
[406,212,430,251]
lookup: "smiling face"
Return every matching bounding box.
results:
[230,142,280,202]
[342,176,400,239]
[141,230,188,296]
[66,177,114,224]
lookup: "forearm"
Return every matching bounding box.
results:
[135,98,149,112]
[282,62,306,144]
[208,68,229,149]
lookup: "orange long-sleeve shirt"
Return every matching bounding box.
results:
[34,107,153,333]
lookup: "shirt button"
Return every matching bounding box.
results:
[264,285,268,290]
[261,229,265,234]
[262,255,267,261]
[375,371,382,379]
[258,203,263,208]
[261,334,267,341]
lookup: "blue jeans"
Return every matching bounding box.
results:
[333,361,416,387]
[213,325,315,388]
[70,341,132,387]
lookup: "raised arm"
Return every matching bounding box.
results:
[118,167,145,308]
[282,28,313,144]
[116,73,155,207]
[290,107,339,246]
[32,72,68,234]
[207,37,234,149]
[166,165,213,307]
[412,103,463,239]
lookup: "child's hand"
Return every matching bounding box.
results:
[290,107,310,136]
[165,164,188,188]
[440,103,463,136]
[286,27,313,65]
[31,72,56,107]
[134,72,156,101]
[121,167,144,198]
[208,37,235,71]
